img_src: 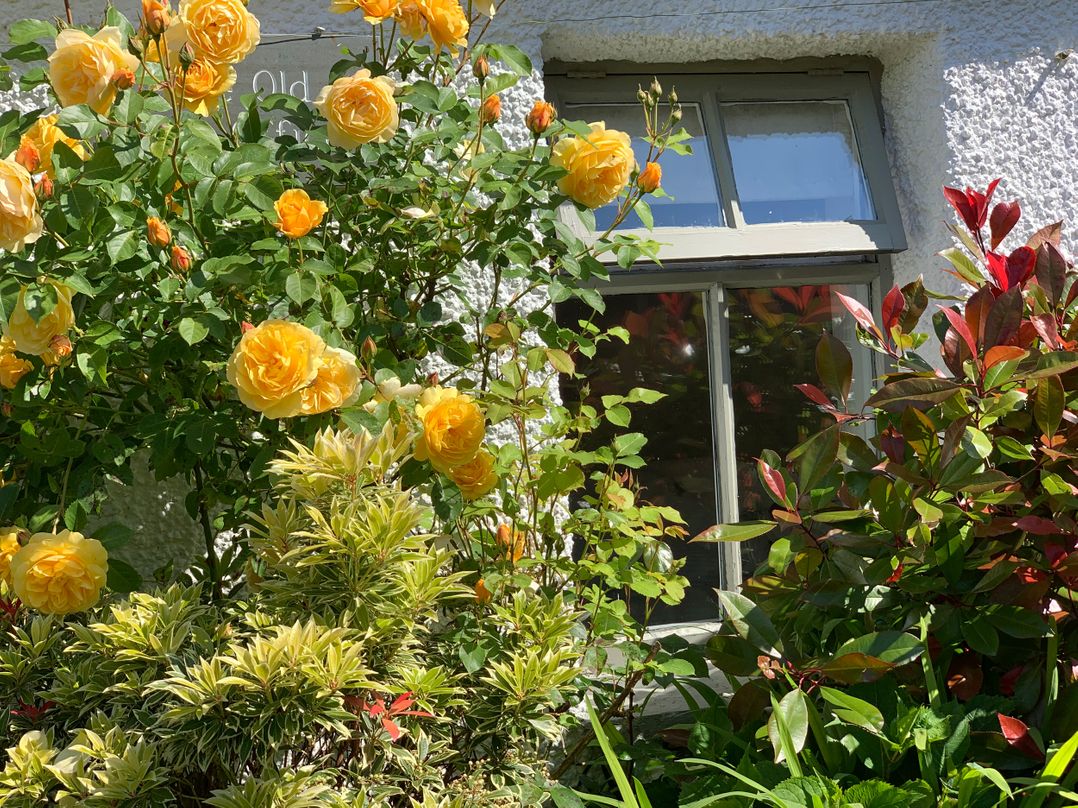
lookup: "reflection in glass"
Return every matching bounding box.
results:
[562,102,723,231]
[723,101,875,224]
[726,284,868,575]
[558,292,719,623]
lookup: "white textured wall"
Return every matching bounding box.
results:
[4,0,1077,574]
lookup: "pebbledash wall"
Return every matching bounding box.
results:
[3,0,1078,575]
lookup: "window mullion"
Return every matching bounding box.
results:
[700,92,745,230]
[707,283,742,590]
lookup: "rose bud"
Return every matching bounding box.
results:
[361,336,377,361]
[146,216,172,248]
[112,68,136,90]
[240,321,255,333]
[1,402,12,417]
[170,244,192,273]
[473,54,490,82]
[637,161,662,193]
[34,175,54,198]
[525,100,556,136]
[14,141,40,174]
[48,334,73,359]
[480,94,501,125]
[142,0,171,36]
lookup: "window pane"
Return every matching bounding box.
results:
[726,284,871,575]
[562,102,723,230]
[722,101,875,224]
[558,291,720,623]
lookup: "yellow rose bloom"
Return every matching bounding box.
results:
[395,0,427,39]
[331,0,401,23]
[551,122,636,209]
[10,530,108,615]
[17,115,85,178]
[417,0,469,53]
[0,527,21,585]
[176,0,260,65]
[0,158,44,253]
[448,447,497,500]
[314,69,399,150]
[300,347,363,415]
[413,386,485,473]
[226,320,326,419]
[177,58,237,115]
[274,189,329,239]
[4,284,75,357]
[48,27,139,114]
[0,336,32,390]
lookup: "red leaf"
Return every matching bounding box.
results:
[1006,246,1037,288]
[940,306,978,356]
[998,713,1044,760]
[757,458,787,506]
[1031,314,1062,350]
[989,200,1021,250]
[381,716,402,741]
[985,252,1011,291]
[1013,515,1062,535]
[947,654,983,701]
[1027,220,1063,250]
[984,345,1027,370]
[835,291,881,339]
[943,185,978,232]
[881,285,906,333]
[795,383,833,408]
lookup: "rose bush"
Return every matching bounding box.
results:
[0,0,700,802]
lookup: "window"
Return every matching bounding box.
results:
[548,63,902,625]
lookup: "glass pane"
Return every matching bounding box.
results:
[558,292,719,623]
[562,102,723,231]
[722,101,875,224]
[726,284,871,576]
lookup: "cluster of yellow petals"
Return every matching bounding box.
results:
[0,158,44,253]
[329,0,494,47]
[274,189,329,239]
[0,336,32,390]
[413,386,486,474]
[9,530,109,615]
[3,283,76,358]
[176,58,237,115]
[0,527,21,585]
[174,0,260,66]
[448,447,498,500]
[48,27,140,115]
[16,115,86,178]
[314,70,399,150]
[330,0,401,23]
[551,122,636,209]
[226,320,361,420]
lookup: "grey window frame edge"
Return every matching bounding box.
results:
[545,62,907,261]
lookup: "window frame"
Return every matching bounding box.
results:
[545,63,907,261]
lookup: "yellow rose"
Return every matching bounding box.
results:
[226,320,326,419]
[417,0,469,53]
[314,69,399,150]
[48,27,139,114]
[0,527,21,584]
[17,115,85,177]
[176,0,260,65]
[0,337,32,390]
[4,284,75,357]
[274,189,329,239]
[413,386,485,473]
[448,447,497,500]
[300,347,363,415]
[10,530,108,615]
[551,122,636,209]
[0,158,44,253]
[177,58,236,115]
[331,0,401,23]
[395,0,427,39]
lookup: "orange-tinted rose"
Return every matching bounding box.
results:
[147,217,172,247]
[274,189,329,239]
[525,100,555,135]
[474,578,491,602]
[448,447,497,500]
[551,122,635,209]
[17,115,86,177]
[417,0,469,53]
[496,523,525,564]
[394,0,427,38]
[143,0,172,36]
[480,94,501,125]
[638,161,662,193]
[170,244,192,273]
[413,386,485,473]
[0,337,32,390]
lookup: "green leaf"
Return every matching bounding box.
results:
[106,558,142,593]
[691,521,776,543]
[93,523,134,551]
[106,230,139,263]
[833,631,923,665]
[285,272,318,304]
[989,605,1049,639]
[939,247,984,285]
[816,332,853,404]
[818,653,895,685]
[705,634,764,676]
[767,690,809,766]
[820,686,886,734]
[178,317,210,346]
[961,615,1000,656]
[715,589,783,657]
[9,19,57,45]
[1034,375,1064,439]
[787,424,839,492]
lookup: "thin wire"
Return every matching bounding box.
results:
[256,0,949,45]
